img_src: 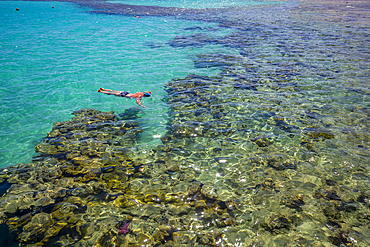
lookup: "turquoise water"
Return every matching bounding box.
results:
[0,1,236,168]
[107,0,284,9]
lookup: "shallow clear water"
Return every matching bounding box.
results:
[0,1,236,168]
[1,0,370,246]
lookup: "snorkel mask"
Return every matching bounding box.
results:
[144,91,151,97]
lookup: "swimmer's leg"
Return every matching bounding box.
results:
[98,89,121,96]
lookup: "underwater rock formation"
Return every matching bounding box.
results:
[1,1,370,245]
[1,48,369,246]
[0,70,369,246]
[160,49,370,246]
[0,109,239,246]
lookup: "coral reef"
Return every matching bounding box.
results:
[1,69,369,245]
[1,0,370,245]
[0,109,238,246]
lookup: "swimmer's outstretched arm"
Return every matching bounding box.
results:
[136,98,146,108]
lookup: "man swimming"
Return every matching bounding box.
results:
[97,88,151,108]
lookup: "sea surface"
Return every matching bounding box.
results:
[0,0,237,167]
[0,0,370,246]
[107,0,285,8]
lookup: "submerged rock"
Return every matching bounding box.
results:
[1,4,370,245]
[0,109,242,246]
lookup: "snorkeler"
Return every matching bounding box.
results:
[97,88,151,108]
